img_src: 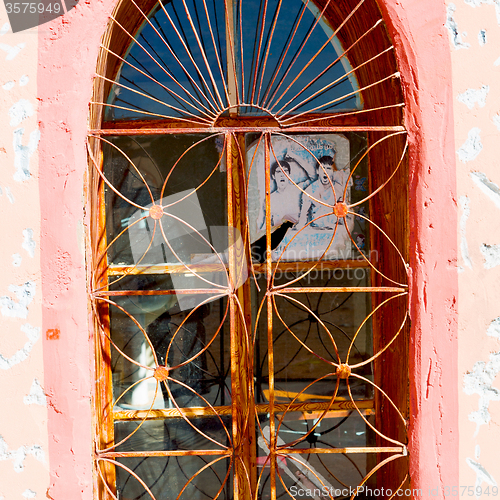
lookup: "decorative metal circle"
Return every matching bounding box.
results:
[149,204,164,220]
[154,365,169,381]
[336,363,351,379]
[333,201,349,218]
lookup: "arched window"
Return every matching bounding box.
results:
[88,0,409,498]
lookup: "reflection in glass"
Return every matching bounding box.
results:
[110,293,230,410]
[114,455,232,500]
[254,271,373,405]
[103,134,226,267]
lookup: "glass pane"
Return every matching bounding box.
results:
[236,0,361,115]
[105,0,361,121]
[254,271,374,405]
[115,417,232,451]
[105,0,227,122]
[114,456,232,500]
[109,294,231,409]
[246,132,369,262]
[103,134,227,268]
[256,448,371,500]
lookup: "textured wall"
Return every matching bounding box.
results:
[445,0,500,491]
[0,11,48,500]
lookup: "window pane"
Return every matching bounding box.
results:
[247,132,369,262]
[110,294,231,409]
[104,0,361,121]
[103,134,227,267]
[254,271,374,405]
[114,455,232,500]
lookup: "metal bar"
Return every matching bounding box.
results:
[91,125,406,135]
[279,447,405,455]
[101,45,214,120]
[277,45,395,118]
[151,0,222,112]
[249,0,269,104]
[256,0,283,105]
[109,13,218,117]
[106,259,372,276]
[223,0,241,107]
[94,289,226,296]
[268,0,368,110]
[201,0,231,104]
[264,0,335,108]
[263,133,278,500]
[259,0,309,106]
[282,103,405,128]
[273,19,384,116]
[112,399,375,421]
[98,450,232,458]
[280,72,401,123]
[278,287,407,293]
[180,0,225,109]
[107,263,229,275]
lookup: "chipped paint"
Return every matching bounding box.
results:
[0,281,36,319]
[446,3,471,49]
[22,228,36,258]
[24,379,47,406]
[457,85,489,109]
[0,323,40,370]
[493,114,500,131]
[1,5,46,500]
[459,196,473,270]
[12,253,21,267]
[0,436,45,472]
[486,317,500,340]
[471,172,500,209]
[465,458,497,491]
[478,29,487,45]
[0,41,25,60]
[464,352,500,435]
[13,127,40,182]
[457,128,483,162]
[480,244,500,269]
[5,186,14,203]
[9,99,34,127]
[494,56,500,66]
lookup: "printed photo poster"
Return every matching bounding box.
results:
[247,134,355,261]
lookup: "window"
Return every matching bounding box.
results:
[88,0,409,498]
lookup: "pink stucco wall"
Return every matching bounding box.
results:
[1,0,498,498]
[445,0,500,491]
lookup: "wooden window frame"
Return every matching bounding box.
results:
[88,0,410,498]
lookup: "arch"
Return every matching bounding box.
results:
[36,0,457,498]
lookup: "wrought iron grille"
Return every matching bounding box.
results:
[88,0,410,499]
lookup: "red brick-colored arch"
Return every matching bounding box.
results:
[38,1,457,498]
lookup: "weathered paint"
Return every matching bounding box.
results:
[379,1,459,494]
[447,0,500,490]
[8,0,500,497]
[0,7,49,499]
[457,85,489,109]
[457,127,483,162]
[459,196,473,271]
